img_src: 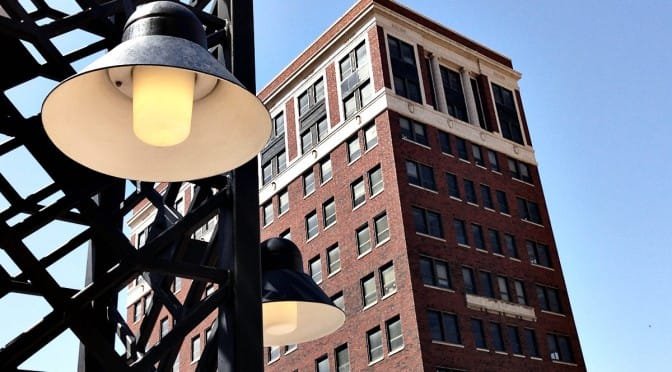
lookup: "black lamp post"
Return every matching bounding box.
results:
[34,0,345,371]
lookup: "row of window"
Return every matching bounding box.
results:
[413,206,549,265]
[261,41,376,186]
[400,116,534,185]
[306,212,390,284]
[428,310,574,362]
[261,124,378,229]
[388,35,526,145]
[420,255,563,314]
[267,316,403,370]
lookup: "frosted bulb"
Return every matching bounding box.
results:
[132,66,195,147]
[264,302,298,335]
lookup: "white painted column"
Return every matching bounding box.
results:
[460,67,480,127]
[429,54,448,114]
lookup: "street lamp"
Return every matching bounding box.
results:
[37,0,343,365]
[261,238,345,346]
[41,1,271,182]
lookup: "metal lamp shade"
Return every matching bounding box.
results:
[261,238,345,346]
[262,270,346,346]
[41,2,271,181]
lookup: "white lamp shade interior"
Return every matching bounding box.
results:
[262,300,345,347]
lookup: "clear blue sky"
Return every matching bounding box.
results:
[2,0,670,370]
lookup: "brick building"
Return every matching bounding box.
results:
[126,0,585,371]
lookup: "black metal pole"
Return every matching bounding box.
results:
[77,180,125,372]
[215,1,264,371]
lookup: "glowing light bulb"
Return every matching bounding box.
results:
[264,302,298,335]
[132,66,195,147]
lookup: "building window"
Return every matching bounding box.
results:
[340,42,372,119]
[133,301,142,322]
[331,291,345,311]
[524,329,540,357]
[386,316,404,352]
[471,319,487,349]
[327,245,341,274]
[455,138,468,160]
[368,165,384,196]
[453,219,468,246]
[406,160,436,190]
[374,213,390,244]
[356,224,371,256]
[440,66,468,122]
[364,124,378,150]
[517,197,542,224]
[497,276,510,301]
[316,355,330,372]
[261,151,287,185]
[347,135,361,162]
[320,157,333,183]
[304,170,315,196]
[428,310,461,344]
[508,157,533,183]
[272,112,285,137]
[413,207,443,238]
[464,179,477,204]
[462,267,476,294]
[472,144,484,166]
[527,240,552,267]
[361,274,377,307]
[335,344,350,372]
[537,285,562,313]
[496,190,509,214]
[205,323,215,343]
[479,271,494,298]
[298,78,325,117]
[514,280,527,305]
[508,326,522,355]
[471,224,485,250]
[488,150,500,171]
[399,117,428,146]
[309,256,322,284]
[351,178,366,208]
[380,262,396,296]
[160,317,170,339]
[172,277,181,293]
[480,184,493,209]
[488,229,502,254]
[268,345,280,363]
[323,198,337,228]
[367,327,384,362]
[446,173,460,198]
[492,83,523,144]
[504,233,518,258]
[438,131,452,154]
[388,36,421,103]
[490,322,505,352]
[191,335,201,362]
[137,228,147,248]
[420,256,451,289]
[547,334,574,363]
[280,229,291,240]
[279,189,289,215]
[143,294,151,314]
[262,201,273,226]
[306,211,318,240]
[471,78,488,130]
[301,116,328,154]
[284,344,297,354]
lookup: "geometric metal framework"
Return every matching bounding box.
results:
[0,1,262,370]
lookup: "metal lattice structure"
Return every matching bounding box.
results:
[0,1,263,370]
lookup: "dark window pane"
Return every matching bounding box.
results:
[471,319,486,348]
[490,322,505,352]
